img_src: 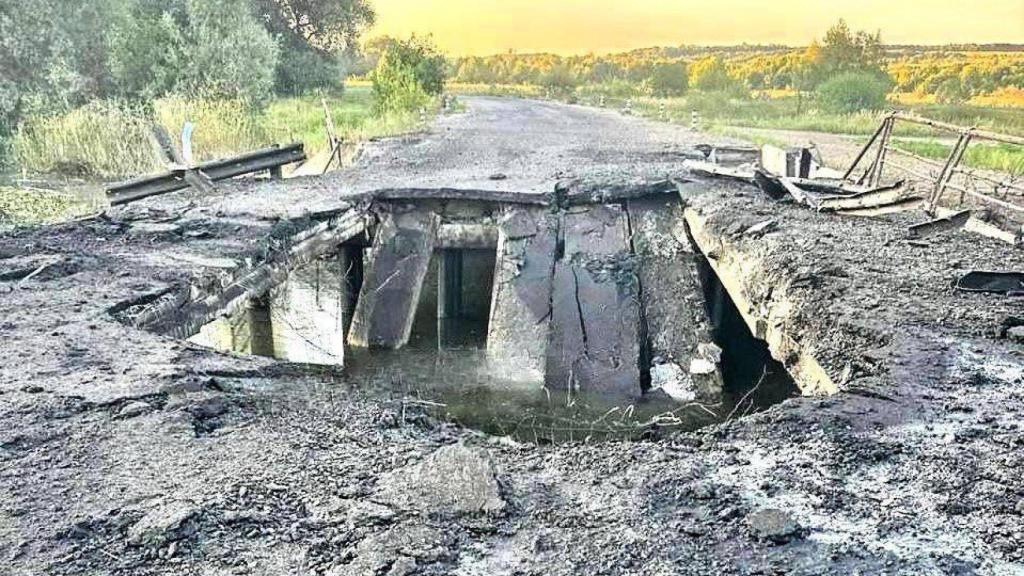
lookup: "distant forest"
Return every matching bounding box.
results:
[448,38,1024,104]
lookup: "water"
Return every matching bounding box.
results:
[341,347,725,443]
[185,250,792,443]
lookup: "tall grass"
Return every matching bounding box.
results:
[13,102,164,178]
[11,86,428,180]
[154,97,267,163]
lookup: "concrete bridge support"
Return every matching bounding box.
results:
[348,208,440,349]
[268,257,348,365]
[627,196,724,402]
[545,205,642,397]
[486,208,560,381]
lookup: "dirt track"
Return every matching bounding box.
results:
[2,97,1024,576]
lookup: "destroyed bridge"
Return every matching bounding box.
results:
[2,98,1024,575]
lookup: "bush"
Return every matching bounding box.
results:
[370,36,446,114]
[816,72,889,113]
[646,61,688,97]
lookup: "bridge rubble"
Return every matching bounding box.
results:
[2,98,1023,575]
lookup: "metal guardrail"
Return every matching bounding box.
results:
[106,143,306,206]
[843,112,1024,218]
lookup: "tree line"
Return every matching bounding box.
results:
[450,21,1024,107]
[0,0,375,145]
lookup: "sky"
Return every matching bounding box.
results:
[369,0,1024,56]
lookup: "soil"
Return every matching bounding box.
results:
[2,98,1023,576]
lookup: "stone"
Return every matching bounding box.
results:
[128,501,201,546]
[387,556,417,576]
[347,501,397,527]
[118,401,153,419]
[651,362,695,402]
[744,220,778,238]
[689,358,717,375]
[747,508,801,543]
[1007,326,1024,344]
[375,443,505,515]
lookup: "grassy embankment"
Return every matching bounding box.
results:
[1,85,430,227]
[452,83,1024,174]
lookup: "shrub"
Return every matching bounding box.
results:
[370,36,446,114]
[646,61,688,97]
[816,72,889,113]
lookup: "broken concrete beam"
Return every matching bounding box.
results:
[437,223,499,249]
[486,207,559,381]
[760,145,812,178]
[545,205,642,397]
[348,208,440,349]
[626,195,723,403]
[710,146,760,166]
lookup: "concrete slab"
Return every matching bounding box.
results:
[545,205,641,397]
[486,207,559,381]
[348,208,440,349]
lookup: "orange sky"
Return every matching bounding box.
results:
[369,0,1024,56]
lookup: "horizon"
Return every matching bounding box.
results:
[369,0,1024,56]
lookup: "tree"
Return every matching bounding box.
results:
[252,0,374,53]
[816,72,888,113]
[182,0,280,103]
[109,0,189,101]
[251,0,373,93]
[815,20,886,81]
[370,36,446,114]
[647,61,688,96]
[689,56,741,93]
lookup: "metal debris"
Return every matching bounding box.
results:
[907,210,972,239]
[955,271,1024,296]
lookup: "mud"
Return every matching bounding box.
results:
[2,98,1024,575]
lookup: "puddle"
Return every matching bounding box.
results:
[185,239,796,443]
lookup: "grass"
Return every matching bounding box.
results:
[0,185,96,228]
[4,85,432,226]
[12,85,428,181]
[890,139,1024,176]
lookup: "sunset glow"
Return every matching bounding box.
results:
[370,0,1024,55]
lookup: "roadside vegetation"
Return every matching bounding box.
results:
[0,0,448,224]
